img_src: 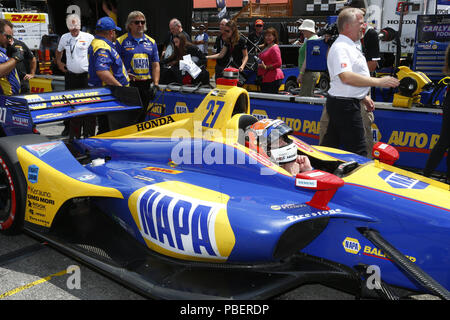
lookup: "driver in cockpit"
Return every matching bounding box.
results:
[246,119,313,175]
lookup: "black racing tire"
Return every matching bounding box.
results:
[318,73,330,92]
[284,79,298,93]
[0,134,50,235]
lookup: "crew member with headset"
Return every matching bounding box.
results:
[116,11,160,121]
[0,19,22,96]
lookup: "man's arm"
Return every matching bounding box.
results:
[338,71,399,88]
[23,57,37,80]
[239,48,248,72]
[55,50,66,73]
[297,54,307,83]
[367,60,378,73]
[0,59,17,77]
[152,62,160,85]
[206,45,227,60]
[96,70,123,86]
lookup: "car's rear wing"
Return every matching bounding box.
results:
[0,86,143,136]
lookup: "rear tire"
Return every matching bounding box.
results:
[0,134,49,235]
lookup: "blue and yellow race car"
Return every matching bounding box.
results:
[0,79,449,300]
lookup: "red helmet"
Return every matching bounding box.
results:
[246,119,297,164]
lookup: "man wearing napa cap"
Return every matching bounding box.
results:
[297,19,320,97]
[88,16,130,133]
[88,16,129,88]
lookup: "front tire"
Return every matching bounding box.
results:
[0,149,26,234]
[0,135,49,234]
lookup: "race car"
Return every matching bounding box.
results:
[0,76,449,300]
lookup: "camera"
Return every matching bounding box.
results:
[317,23,339,46]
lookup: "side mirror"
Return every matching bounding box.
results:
[372,142,399,165]
[295,170,344,210]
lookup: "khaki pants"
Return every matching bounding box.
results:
[319,102,375,158]
[299,71,320,96]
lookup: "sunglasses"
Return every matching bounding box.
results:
[223,29,232,33]
[133,20,146,25]
[1,32,12,40]
[256,25,263,27]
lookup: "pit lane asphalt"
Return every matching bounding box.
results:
[0,122,355,300]
[0,233,355,300]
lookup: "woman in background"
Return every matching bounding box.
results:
[161,33,209,85]
[257,27,284,94]
[206,20,248,76]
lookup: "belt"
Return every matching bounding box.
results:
[131,79,152,82]
[328,95,362,103]
[67,71,88,76]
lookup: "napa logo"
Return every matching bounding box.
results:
[128,181,235,262]
[174,102,189,114]
[251,109,268,120]
[343,237,361,254]
[378,170,428,189]
[131,54,149,71]
[371,122,381,142]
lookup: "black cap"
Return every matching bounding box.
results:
[345,0,366,9]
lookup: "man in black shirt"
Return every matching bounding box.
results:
[161,18,191,61]
[361,25,380,74]
[247,19,265,49]
[9,38,36,93]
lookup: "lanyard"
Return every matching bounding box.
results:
[69,37,78,57]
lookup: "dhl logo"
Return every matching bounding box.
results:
[5,14,46,23]
[30,87,45,93]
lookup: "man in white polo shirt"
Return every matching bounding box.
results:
[321,8,399,157]
[55,14,94,137]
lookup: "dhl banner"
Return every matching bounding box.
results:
[3,13,47,23]
[0,12,49,50]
